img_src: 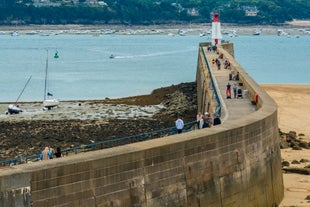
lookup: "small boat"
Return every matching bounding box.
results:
[199,32,206,37]
[178,29,186,36]
[11,31,19,36]
[8,104,22,114]
[228,30,237,37]
[43,98,59,109]
[253,29,261,35]
[277,29,288,36]
[43,50,59,110]
[7,76,32,115]
[109,54,115,59]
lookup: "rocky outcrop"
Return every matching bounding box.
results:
[280,130,309,150]
[0,82,197,162]
[280,130,310,175]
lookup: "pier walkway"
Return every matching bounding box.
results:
[203,47,257,121]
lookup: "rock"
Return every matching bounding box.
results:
[283,167,310,175]
[0,82,197,162]
[288,131,297,139]
[280,139,290,149]
[291,160,300,164]
[282,161,290,167]
[292,144,302,150]
[299,141,309,149]
[306,195,310,200]
[300,159,309,163]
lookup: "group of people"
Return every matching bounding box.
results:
[229,71,239,81]
[207,45,217,52]
[196,112,221,129]
[40,146,63,160]
[175,112,222,134]
[224,58,231,69]
[226,82,242,99]
[211,58,221,70]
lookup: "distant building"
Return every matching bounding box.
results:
[33,0,61,7]
[98,1,107,6]
[85,0,97,5]
[171,3,184,13]
[186,8,199,16]
[243,6,259,16]
[32,0,107,7]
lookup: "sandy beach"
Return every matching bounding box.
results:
[262,84,310,207]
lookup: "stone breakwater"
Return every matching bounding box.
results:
[0,82,197,161]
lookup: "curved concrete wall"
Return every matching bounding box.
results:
[0,43,283,207]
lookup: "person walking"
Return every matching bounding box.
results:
[226,82,231,99]
[233,83,237,98]
[217,59,221,70]
[175,116,184,134]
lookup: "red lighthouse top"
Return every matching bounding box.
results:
[213,13,219,22]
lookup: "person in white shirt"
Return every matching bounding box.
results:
[196,112,203,129]
[175,116,184,134]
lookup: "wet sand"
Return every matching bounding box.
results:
[262,84,310,207]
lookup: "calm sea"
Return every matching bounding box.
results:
[0,33,309,102]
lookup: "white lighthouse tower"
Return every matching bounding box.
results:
[211,13,222,45]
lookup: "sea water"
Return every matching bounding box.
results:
[0,34,309,102]
[232,35,310,84]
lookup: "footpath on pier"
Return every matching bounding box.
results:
[203,47,257,121]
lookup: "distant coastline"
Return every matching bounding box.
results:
[0,22,309,36]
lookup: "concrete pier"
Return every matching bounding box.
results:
[203,45,257,121]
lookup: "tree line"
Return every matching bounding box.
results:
[0,0,309,25]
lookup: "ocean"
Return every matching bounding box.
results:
[0,33,309,102]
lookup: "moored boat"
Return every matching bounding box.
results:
[253,29,261,35]
[7,76,32,115]
[43,50,59,110]
[8,104,22,114]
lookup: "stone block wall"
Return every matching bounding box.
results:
[0,42,283,207]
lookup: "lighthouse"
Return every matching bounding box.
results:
[211,13,222,45]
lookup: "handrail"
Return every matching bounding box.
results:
[1,120,197,166]
[200,46,222,116]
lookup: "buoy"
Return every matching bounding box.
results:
[54,51,59,59]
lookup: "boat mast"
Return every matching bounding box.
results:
[44,49,48,101]
[15,75,32,105]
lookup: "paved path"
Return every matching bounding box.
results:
[204,48,257,121]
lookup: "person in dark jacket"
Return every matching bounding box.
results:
[213,115,221,126]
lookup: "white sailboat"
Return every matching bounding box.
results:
[43,50,59,110]
[7,76,32,114]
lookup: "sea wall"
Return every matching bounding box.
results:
[0,42,283,207]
